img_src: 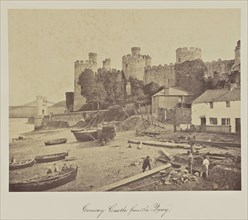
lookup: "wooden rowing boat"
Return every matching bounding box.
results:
[9,167,78,192]
[35,152,68,163]
[44,138,67,146]
[9,159,35,170]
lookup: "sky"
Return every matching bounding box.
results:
[8,9,240,106]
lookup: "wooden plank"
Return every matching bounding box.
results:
[128,139,190,149]
[158,149,174,161]
[96,163,171,191]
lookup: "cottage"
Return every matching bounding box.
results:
[191,88,240,133]
[152,87,194,122]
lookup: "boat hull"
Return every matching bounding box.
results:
[9,159,35,170]
[9,167,78,192]
[44,138,67,146]
[72,130,98,142]
[35,152,68,163]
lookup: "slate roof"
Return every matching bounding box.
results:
[153,87,193,96]
[192,88,240,104]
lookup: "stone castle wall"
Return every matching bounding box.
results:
[205,59,234,78]
[144,64,176,87]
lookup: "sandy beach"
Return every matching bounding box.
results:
[9,125,241,191]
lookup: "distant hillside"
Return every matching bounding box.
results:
[52,101,66,107]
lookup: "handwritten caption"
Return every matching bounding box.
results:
[82,203,173,219]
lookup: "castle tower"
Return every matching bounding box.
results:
[122,47,151,80]
[36,96,48,116]
[89,52,97,65]
[131,47,141,57]
[176,47,202,64]
[103,58,111,71]
[73,52,98,111]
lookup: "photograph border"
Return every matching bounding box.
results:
[1,1,247,219]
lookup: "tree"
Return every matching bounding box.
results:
[96,68,125,105]
[143,82,160,97]
[129,76,145,97]
[78,68,95,98]
[175,59,207,96]
[87,82,107,110]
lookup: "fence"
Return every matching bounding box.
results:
[202,125,231,133]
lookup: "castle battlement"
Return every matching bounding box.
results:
[176,46,202,64]
[176,47,201,54]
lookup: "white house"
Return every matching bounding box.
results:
[191,88,240,133]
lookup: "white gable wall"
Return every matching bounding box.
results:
[192,100,240,132]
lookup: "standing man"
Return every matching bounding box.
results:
[53,163,58,172]
[188,150,194,174]
[142,156,151,172]
[200,155,210,178]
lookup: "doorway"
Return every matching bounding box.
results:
[200,117,206,132]
[235,118,240,133]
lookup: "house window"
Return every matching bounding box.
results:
[221,118,230,125]
[210,102,213,109]
[210,117,218,125]
[226,101,230,108]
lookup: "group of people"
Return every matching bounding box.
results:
[188,150,210,178]
[142,152,210,178]
[47,163,72,174]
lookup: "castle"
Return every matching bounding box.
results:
[72,41,240,111]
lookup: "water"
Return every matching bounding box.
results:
[9,118,34,140]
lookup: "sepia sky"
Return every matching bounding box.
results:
[8,9,240,106]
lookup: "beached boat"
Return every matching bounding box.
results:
[44,138,67,146]
[9,159,35,170]
[9,166,78,192]
[35,152,68,163]
[71,129,98,142]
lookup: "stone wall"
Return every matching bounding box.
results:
[9,106,65,118]
[144,64,175,87]
[50,110,106,126]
